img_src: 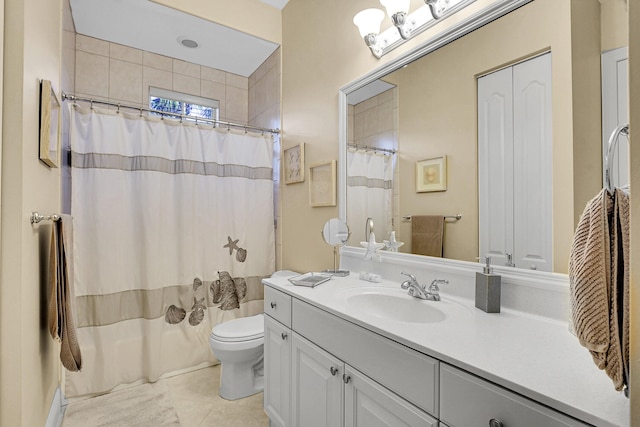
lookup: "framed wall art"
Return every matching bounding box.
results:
[309,160,336,207]
[39,79,61,168]
[416,155,447,192]
[283,143,305,184]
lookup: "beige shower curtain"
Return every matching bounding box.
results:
[65,105,275,397]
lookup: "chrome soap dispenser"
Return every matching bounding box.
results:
[475,256,501,313]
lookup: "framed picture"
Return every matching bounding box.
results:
[416,155,447,192]
[309,160,336,207]
[39,79,61,168]
[283,143,305,184]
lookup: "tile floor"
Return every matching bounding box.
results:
[64,365,269,427]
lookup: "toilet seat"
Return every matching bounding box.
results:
[211,314,264,342]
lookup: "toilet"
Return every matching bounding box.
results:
[209,314,265,400]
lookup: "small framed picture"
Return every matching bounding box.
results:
[416,155,447,192]
[283,143,305,184]
[309,160,337,207]
[39,79,61,168]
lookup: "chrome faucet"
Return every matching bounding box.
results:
[400,272,448,301]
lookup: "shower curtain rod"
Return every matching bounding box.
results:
[61,93,280,135]
[348,143,396,155]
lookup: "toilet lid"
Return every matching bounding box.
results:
[211,314,264,342]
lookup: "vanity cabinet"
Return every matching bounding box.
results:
[264,286,437,427]
[439,364,589,427]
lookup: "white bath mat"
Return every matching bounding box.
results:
[62,382,181,426]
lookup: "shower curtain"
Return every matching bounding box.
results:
[65,105,275,397]
[347,149,394,244]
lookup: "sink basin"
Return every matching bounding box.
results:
[340,287,470,324]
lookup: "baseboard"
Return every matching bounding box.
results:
[44,386,65,427]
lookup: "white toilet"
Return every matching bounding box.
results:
[209,314,265,400]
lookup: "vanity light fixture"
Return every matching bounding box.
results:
[380,0,414,39]
[353,0,473,58]
[353,8,386,58]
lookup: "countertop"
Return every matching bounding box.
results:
[263,273,630,427]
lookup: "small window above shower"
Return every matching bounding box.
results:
[149,87,220,122]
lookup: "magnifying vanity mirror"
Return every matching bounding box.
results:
[321,218,351,277]
[339,0,629,275]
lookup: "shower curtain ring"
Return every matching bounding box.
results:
[139,107,143,117]
[90,99,94,110]
[117,104,121,113]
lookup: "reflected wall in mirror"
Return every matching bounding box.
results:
[342,0,629,274]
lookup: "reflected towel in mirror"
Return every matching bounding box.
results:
[411,215,444,257]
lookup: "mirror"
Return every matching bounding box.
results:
[321,218,351,276]
[340,0,629,274]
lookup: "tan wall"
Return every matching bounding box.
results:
[0,0,63,425]
[627,0,638,422]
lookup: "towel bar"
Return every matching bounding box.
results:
[30,211,60,224]
[402,214,462,221]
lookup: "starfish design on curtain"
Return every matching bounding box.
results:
[223,236,240,255]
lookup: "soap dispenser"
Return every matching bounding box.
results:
[475,256,501,313]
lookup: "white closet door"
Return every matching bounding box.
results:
[512,53,553,272]
[478,53,552,271]
[601,47,629,189]
[478,66,514,266]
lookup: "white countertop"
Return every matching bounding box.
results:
[263,273,630,427]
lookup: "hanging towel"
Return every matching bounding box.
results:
[411,215,445,257]
[569,188,629,391]
[48,215,82,372]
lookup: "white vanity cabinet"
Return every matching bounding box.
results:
[264,285,438,427]
[439,364,589,427]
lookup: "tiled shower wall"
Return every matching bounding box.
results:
[74,35,249,124]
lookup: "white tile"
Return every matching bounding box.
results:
[201,66,226,84]
[225,86,248,123]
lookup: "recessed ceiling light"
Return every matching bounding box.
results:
[178,37,198,48]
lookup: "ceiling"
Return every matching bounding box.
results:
[69,0,286,77]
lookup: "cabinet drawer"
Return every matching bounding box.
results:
[264,286,292,328]
[440,364,588,427]
[293,299,439,417]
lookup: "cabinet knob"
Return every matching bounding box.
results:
[270,301,277,309]
[489,419,503,427]
[342,374,351,384]
[281,332,288,341]
[330,367,338,376]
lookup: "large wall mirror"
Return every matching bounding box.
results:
[339,0,629,274]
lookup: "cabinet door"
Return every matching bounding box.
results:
[478,65,514,266]
[264,315,291,427]
[512,52,552,272]
[292,333,343,427]
[344,366,438,427]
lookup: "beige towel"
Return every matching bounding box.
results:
[411,215,445,257]
[48,215,82,372]
[569,188,629,391]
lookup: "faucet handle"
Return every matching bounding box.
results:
[428,279,449,293]
[400,272,417,289]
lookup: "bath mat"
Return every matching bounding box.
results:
[62,382,181,427]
